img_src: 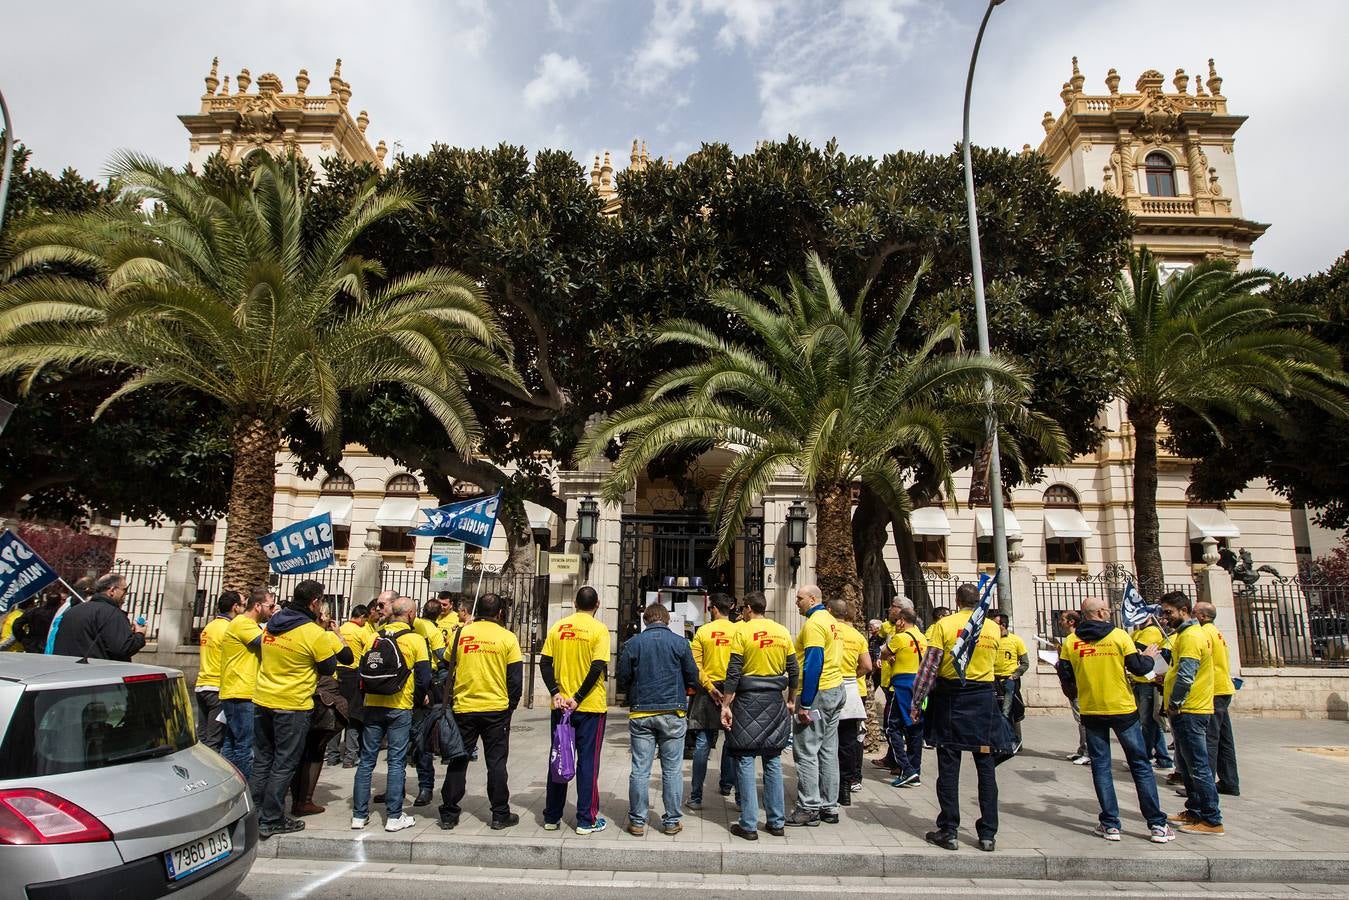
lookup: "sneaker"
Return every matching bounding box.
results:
[849,782,864,793]
[1066,752,1082,762]
[686,800,704,811]
[1178,821,1224,836]
[341,761,356,769]
[1166,772,1184,785]
[925,830,958,851]
[437,816,459,830]
[385,813,415,833]
[1168,811,1200,825]
[1093,824,1122,841]
[662,821,683,836]
[819,810,840,824]
[1153,761,1174,771]
[259,817,305,839]
[785,807,820,827]
[977,838,996,852]
[350,816,369,830]
[575,817,607,835]
[490,813,520,830]
[729,823,758,841]
[1175,788,1188,797]
[1072,755,1091,766]
[1150,824,1177,843]
[891,772,920,788]
[718,786,733,797]
[542,821,561,831]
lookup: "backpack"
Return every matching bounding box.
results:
[358,628,412,695]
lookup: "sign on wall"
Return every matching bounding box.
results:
[429,539,466,593]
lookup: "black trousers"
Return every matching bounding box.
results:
[439,709,512,821]
[196,689,224,752]
[249,707,311,828]
[935,745,998,840]
[838,718,863,786]
[1213,694,1240,792]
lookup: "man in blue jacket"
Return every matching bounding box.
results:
[617,602,700,837]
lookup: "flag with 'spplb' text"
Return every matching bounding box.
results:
[1122,578,1159,628]
[950,570,997,684]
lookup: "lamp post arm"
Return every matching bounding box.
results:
[962,0,1012,608]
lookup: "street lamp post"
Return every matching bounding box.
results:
[0,87,14,236]
[963,0,1012,606]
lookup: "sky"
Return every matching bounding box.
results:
[2,0,1345,277]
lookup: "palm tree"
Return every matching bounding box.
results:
[578,253,1057,619]
[0,153,518,590]
[1113,248,1347,596]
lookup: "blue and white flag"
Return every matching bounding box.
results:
[0,530,60,613]
[950,570,997,684]
[409,491,501,549]
[258,513,335,575]
[1121,578,1159,628]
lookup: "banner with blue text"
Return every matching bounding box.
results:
[409,491,501,549]
[0,531,60,612]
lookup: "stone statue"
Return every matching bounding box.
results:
[1218,546,1281,593]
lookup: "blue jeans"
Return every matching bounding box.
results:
[734,752,785,832]
[1133,683,1172,767]
[353,706,413,819]
[691,729,735,803]
[1083,716,1166,830]
[1173,712,1221,825]
[628,713,686,828]
[220,699,255,778]
[884,697,923,779]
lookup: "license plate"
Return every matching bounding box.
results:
[164,826,232,881]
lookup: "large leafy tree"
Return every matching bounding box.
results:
[0,153,518,589]
[1111,248,1347,595]
[578,254,1059,618]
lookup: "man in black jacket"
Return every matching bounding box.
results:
[52,573,146,660]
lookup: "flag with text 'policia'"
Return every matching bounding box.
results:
[257,513,335,575]
[0,530,60,612]
[409,491,501,549]
[950,570,997,684]
[1122,578,1159,628]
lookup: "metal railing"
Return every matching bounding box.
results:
[113,561,167,637]
[1237,578,1349,668]
[1031,566,1195,642]
[894,573,986,626]
[193,564,359,636]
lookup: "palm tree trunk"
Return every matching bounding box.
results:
[1129,404,1165,599]
[223,417,281,593]
[814,481,863,622]
[852,487,896,620]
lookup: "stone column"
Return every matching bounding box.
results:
[1196,536,1244,671]
[352,526,384,606]
[760,472,810,627]
[558,463,625,702]
[158,523,202,650]
[1007,536,1051,707]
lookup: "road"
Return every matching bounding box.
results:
[233,859,1348,899]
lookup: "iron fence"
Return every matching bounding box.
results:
[192,564,359,637]
[894,573,986,626]
[113,561,167,638]
[1238,578,1349,668]
[1031,568,1195,641]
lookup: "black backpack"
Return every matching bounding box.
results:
[358,628,412,695]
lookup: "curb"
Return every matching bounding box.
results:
[259,831,1349,883]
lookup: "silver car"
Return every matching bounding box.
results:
[0,654,257,899]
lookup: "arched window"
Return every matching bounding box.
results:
[1044,485,1087,565]
[320,472,354,495]
[385,473,421,495]
[379,473,422,552]
[1145,152,1177,197]
[318,473,355,551]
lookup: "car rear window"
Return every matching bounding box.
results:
[0,676,195,778]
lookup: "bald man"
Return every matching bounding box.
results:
[1057,598,1172,843]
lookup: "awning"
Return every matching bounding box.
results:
[308,495,353,527]
[975,508,1023,539]
[1044,508,1093,540]
[374,496,422,529]
[523,500,554,532]
[1187,508,1240,540]
[909,506,951,537]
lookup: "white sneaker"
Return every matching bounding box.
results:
[385,813,415,832]
[1150,824,1177,843]
[1093,824,1122,841]
[350,816,368,830]
[1072,755,1091,766]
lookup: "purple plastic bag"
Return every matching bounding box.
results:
[549,709,577,784]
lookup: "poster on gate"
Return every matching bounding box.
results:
[429,539,465,593]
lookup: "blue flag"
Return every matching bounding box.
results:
[258,513,335,575]
[950,570,997,684]
[409,491,501,549]
[1122,578,1158,628]
[0,530,60,613]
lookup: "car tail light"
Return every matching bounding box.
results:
[0,789,113,844]
[122,673,168,684]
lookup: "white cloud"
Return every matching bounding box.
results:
[523,53,591,108]
[703,0,780,48]
[630,0,700,94]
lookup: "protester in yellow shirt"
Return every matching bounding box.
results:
[333,603,372,768]
[923,583,1013,853]
[540,586,611,834]
[352,596,432,832]
[880,606,927,787]
[438,592,523,831]
[1055,597,1171,843]
[218,586,276,778]
[0,600,32,652]
[1129,618,1174,770]
[195,591,243,752]
[251,580,351,839]
[1196,602,1240,797]
[991,612,1029,744]
[720,591,796,839]
[786,585,845,827]
[827,599,873,806]
[1159,591,1222,835]
[435,590,461,642]
[688,594,740,807]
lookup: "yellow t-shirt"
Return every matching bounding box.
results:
[1062,628,1138,716]
[1201,622,1236,696]
[196,616,232,689]
[363,620,378,639]
[452,620,523,714]
[1164,622,1214,715]
[794,607,844,692]
[436,611,460,645]
[691,619,739,691]
[338,620,370,670]
[929,609,999,682]
[541,611,610,714]
[1128,624,1166,684]
[731,617,793,677]
[2,608,26,652]
[879,620,896,642]
[413,617,446,669]
[218,615,264,701]
[253,620,337,711]
[886,626,927,679]
[837,622,868,697]
[364,622,431,711]
[994,631,1028,678]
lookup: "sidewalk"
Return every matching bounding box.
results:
[259,706,1349,883]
